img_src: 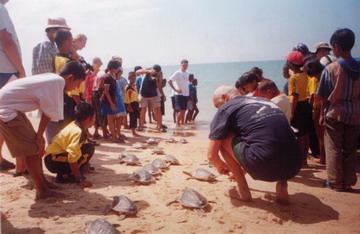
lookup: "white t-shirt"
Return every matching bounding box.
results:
[320,55,337,67]
[0,73,65,122]
[169,70,190,96]
[0,4,21,73]
[271,93,291,122]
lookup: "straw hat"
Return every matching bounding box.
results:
[45,17,71,31]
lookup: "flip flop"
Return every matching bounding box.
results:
[324,181,343,192]
[112,138,125,143]
[13,170,29,177]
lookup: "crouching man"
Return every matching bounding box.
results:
[208,85,302,204]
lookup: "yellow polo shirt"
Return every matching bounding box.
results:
[288,72,309,103]
[45,121,88,164]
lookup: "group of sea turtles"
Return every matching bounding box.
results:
[80,136,217,233]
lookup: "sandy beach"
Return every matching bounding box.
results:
[1,116,359,234]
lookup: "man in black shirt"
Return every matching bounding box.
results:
[208,85,302,204]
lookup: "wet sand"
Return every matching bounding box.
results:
[1,116,360,233]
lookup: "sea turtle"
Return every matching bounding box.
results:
[182,168,217,182]
[119,153,141,166]
[144,137,158,145]
[142,163,162,176]
[104,195,139,220]
[163,155,181,165]
[166,188,211,214]
[164,138,177,143]
[151,146,165,155]
[132,142,147,149]
[128,169,155,185]
[151,158,170,171]
[82,218,120,234]
[179,138,188,144]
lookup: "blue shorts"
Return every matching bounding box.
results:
[174,95,188,111]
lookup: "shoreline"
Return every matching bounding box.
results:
[1,116,360,233]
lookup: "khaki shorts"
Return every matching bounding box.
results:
[139,95,161,108]
[0,113,38,157]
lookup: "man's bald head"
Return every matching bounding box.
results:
[213,85,239,108]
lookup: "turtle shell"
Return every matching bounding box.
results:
[129,169,155,184]
[111,195,138,215]
[168,188,208,209]
[151,147,164,155]
[132,142,146,149]
[151,158,170,170]
[84,218,120,234]
[119,153,141,166]
[142,163,162,175]
[183,168,216,181]
[163,155,180,165]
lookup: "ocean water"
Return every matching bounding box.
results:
[125,58,360,125]
[125,60,288,124]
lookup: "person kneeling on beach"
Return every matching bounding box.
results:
[0,61,86,200]
[207,85,302,204]
[44,103,95,188]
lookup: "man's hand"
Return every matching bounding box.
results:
[35,134,46,156]
[110,103,116,111]
[215,161,230,175]
[176,89,183,94]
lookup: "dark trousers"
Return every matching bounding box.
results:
[325,118,360,186]
[127,102,140,129]
[44,143,95,175]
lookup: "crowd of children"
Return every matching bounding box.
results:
[233,28,359,193]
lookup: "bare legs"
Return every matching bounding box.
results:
[176,110,186,126]
[220,134,289,204]
[25,155,58,200]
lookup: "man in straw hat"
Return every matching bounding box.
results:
[312,42,336,67]
[32,17,71,75]
[32,17,71,144]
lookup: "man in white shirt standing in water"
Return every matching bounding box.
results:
[168,59,190,127]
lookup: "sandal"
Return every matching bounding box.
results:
[112,138,125,143]
[324,181,343,192]
[92,134,102,140]
[0,159,16,171]
[13,170,29,177]
[118,134,128,140]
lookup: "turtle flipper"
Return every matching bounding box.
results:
[195,208,205,215]
[166,196,179,206]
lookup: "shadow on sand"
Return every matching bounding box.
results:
[1,218,45,234]
[228,192,339,224]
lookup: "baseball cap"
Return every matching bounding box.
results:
[286,51,304,66]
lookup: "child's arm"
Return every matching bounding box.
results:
[104,84,116,111]
[36,113,51,156]
[156,72,166,101]
[135,68,152,76]
[290,93,299,122]
[69,162,92,188]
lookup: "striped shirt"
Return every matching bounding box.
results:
[32,39,57,75]
[316,59,360,125]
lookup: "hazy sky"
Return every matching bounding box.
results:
[6,0,360,73]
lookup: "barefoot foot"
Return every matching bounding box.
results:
[275,181,289,205]
[224,186,252,202]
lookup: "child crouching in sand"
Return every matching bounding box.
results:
[44,103,95,188]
